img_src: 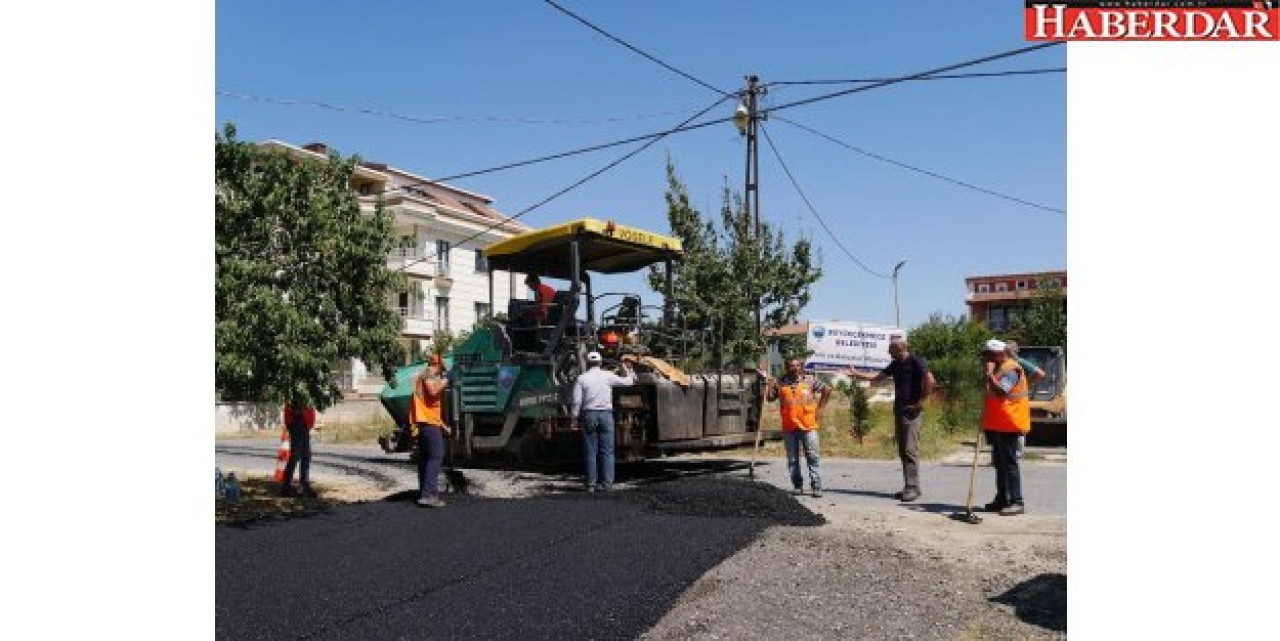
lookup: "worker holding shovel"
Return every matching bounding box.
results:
[411,354,452,508]
[981,339,1032,516]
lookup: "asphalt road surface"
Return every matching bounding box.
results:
[216,477,821,640]
[215,440,1065,639]
[215,439,1067,516]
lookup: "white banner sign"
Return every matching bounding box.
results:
[804,321,905,373]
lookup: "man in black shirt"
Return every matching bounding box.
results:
[846,339,935,502]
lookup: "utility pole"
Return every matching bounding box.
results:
[739,76,768,480]
[734,75,767,335]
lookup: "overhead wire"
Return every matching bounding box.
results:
[215,90,697,125]
[428,116,730,183]
[242,40,1061,266]
[226,43,1062,198]
[217,68,1061,131]
[544,0,732,97]
[390,93,737,273]
[775,116,1066,215]
[409,42,1062,191]
[767,67,1065,87]
[759,123,890,279]
[760,42,1061,116]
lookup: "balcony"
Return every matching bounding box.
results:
[398,306,436,337]
[387,247,436,278]
[433,263,453,289]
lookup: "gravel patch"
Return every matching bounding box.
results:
[640,501,1067,641]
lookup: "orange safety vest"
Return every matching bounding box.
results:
[982,359,1032,434]
[410,375,445,428]
[778,377,822,432]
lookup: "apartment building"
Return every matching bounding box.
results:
[259,140,531,393]
[964,270,1067,331]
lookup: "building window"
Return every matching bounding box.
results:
[475,302,490,320]
[436,240,451,276]
[977,283,990,293]
[1016,280,1026,290]
[988,307,1007,331]
[995,282,1008,293]
[474,249,488,273]
[435,296,450,333]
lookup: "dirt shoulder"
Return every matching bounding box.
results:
[640,503,1066,641]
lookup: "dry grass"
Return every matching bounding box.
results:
[214,474,361,525]
[729,394,968,461]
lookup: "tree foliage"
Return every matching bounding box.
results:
[648,161,821,367]
[907,313,992,433]
[215,124,405,410]
[1010,277,1067,350]
[850,381,872,444]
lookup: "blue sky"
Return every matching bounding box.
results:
[216,1,1066,330]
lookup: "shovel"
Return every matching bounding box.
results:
[952,427,984,525]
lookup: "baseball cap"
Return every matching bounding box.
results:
[983,339,1006,352]
[586,351,603,363]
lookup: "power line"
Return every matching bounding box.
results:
[430,116,730,183]
[761,42,1061,116]
[767,67,1065,87]
[544,0,731,96]
[392,94,737,273]
[423,42,1061,187]
[775,116,1066,215]
[758,124,890,279]
[373,42,1061,203]
[216,90,695,125]
[216,69,1062,141]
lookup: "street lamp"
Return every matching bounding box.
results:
[733,102,750,136]
[892,260,907,329]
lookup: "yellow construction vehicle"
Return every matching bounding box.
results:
[1021,345,1067,446]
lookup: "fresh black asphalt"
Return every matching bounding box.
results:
[216,477,824,640]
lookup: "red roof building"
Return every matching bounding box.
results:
[964,270,1066,332]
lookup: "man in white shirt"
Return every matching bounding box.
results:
[571,351,635,492]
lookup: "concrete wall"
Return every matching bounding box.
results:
[215,399,390,434]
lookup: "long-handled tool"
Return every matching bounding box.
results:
[442,427,469,495]
[952,427,984,524]
[748,363,770,479]
[747,417,765,479]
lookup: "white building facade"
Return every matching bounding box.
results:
[259,140,531,395]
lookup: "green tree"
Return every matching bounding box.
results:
[1010,277,1067,350]
[215,123,405,410]
[648,161,821,367]
[427,328,473,359]
[850,380,872,444]
[908,313,992,433]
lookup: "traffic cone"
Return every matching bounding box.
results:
[273,428,291,483]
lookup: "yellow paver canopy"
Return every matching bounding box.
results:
[483,218,683,280]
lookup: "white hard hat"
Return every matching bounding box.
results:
[586,351,603,363]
